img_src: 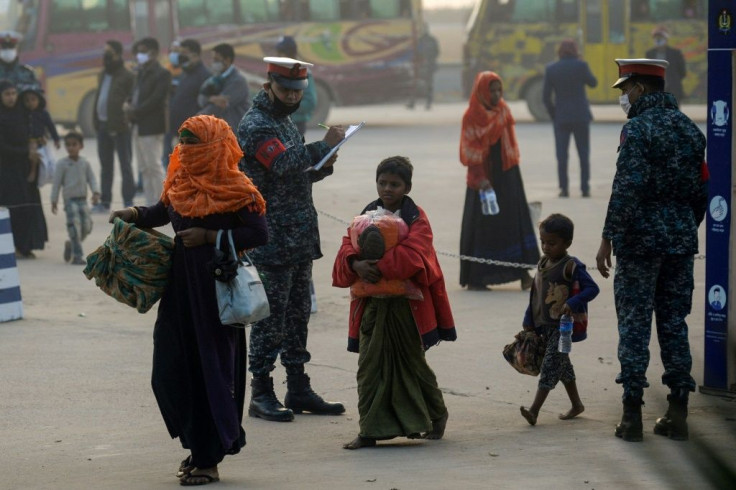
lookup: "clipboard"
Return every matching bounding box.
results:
[308,122,365,171]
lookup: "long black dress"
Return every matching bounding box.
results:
[459,141,539,287]
[135,202,268,469]
[0,102,47,255]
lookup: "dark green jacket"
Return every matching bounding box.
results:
[603,92,707,257]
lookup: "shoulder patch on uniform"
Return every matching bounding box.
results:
[617,127,628,152]
[255,137,286,168]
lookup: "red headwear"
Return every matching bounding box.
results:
[162,115,266,218]
[459,71,520,173]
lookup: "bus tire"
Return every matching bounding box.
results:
[524,79,549,122]
[310,82,332,128]
[78,90,97,137]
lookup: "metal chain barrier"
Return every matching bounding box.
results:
[317,208,706,271]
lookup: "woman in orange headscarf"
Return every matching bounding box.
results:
[110,115,268,486]
[459,72,539,291]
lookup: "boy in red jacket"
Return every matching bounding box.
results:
[332,155,457,449]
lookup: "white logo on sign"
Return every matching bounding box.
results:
[710,195,728,222]
[711,100,730,127]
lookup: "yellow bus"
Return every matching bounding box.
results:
[462,0,706,120]
[5,0,423,134]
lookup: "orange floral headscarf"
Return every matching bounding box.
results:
[162,115,266,218]
[459,71,520,171]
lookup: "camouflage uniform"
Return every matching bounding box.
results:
[237,89,333,377]
[602,92,707,400]
[0,61,39,91]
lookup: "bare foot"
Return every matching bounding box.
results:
[559,404,585,420]
[343,435,376,450]
[520,406,538,426]
[179,466,219,486]
[423,411,448,440]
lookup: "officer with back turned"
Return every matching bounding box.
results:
[596,58,708,443]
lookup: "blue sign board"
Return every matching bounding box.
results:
[704,1,734,391]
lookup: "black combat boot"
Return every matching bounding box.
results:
[284,373,345,415]
[653,388,689,441]
[248,376,294,422]
[615,397,643,442]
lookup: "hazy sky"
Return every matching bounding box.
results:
[425,0,475,9]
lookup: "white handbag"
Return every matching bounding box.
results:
[214,230,270,327]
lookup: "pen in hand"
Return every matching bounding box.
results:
[318,123,330,129]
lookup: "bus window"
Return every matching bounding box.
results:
[557,0,578,23]
[649,0,704,20]
[510,0,556,23]
[370,0,400,19]
[586,0,603,43]
[310,0,339,20]
[178,0,239,27]
[50,0,130,34]
[610,0,626,43]
[240,0,280,23]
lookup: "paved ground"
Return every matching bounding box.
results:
[1,102,734,489]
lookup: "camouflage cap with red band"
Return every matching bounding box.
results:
[612,58,669,88]
[264,56,313,90]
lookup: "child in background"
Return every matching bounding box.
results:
[332,156,457,450]
[50,132,100,265]
[520,213,599,425]
[22,87,60,184]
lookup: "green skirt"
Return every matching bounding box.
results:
[357,297,446,439]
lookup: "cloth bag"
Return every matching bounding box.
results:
[37,144,55,187]
[502,330,545,376]
[83,217,174,313]
[213,229,270,327]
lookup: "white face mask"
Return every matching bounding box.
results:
[619,93,631,115]
[136,52,150,65]
[0,49,17,63]
[211,61,225,74]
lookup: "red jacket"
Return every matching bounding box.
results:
[332,197,457,352]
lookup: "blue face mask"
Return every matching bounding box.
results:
[169,52,180,67]
[654,37,667,47]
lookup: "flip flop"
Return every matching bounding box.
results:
[179,467,219,486]
[176,455,194,479]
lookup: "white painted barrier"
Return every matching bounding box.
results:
[0,207,23,322]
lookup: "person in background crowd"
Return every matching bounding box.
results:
[237,57,345,422]
[596,59,708,443]
[458,71,539,291]
[0,31,38,91]
[645,26,686,102]
[124,37,171,206]
[0,79,47,259]
[407,23,439,110]
[543,39,597,198]
[161,40,182,169]
[275,34,319,313]
[198,43,250,133]
[93,40,135,212]
[167,39,211,168]
[275,35,316,136]
[50,131,100,265]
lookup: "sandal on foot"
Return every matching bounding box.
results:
[176,455,194,479]
[179,466,219,486]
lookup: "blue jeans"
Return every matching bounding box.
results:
[97,122,135,207]
[65,198,93,260]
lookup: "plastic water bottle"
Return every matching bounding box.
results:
[480,188,500,215]
[558,314,573,354]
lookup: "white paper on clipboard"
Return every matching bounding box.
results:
[307,121,365,171]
